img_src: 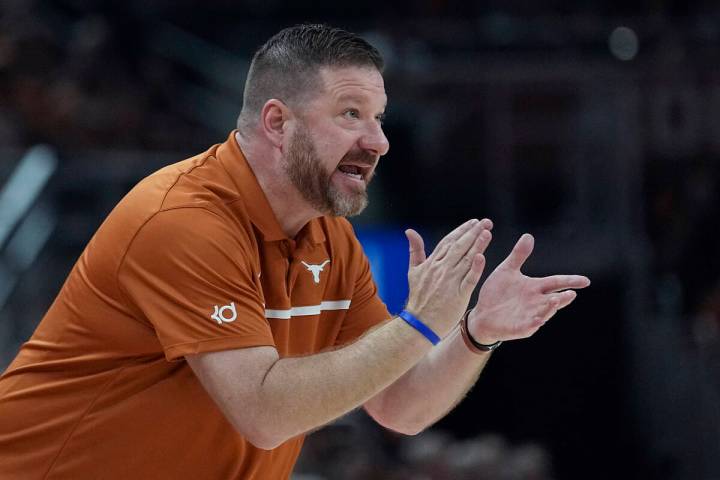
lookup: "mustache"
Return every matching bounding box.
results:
[339,150,377,167]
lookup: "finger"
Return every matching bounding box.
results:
[534,296,562,325]
[449,221,494,264]
[461,253,486,294]
[537,275,591,294]
[478,218,493,232]
[430,219,478,261]
[405,229,426,267]
[501,233,534,271]
[475,228,492,256]
[536,291,577,326]
[446,222,483,266]
[455,229,492,273]
[550,290,577,310]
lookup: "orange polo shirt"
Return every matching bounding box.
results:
[0,131,391,479]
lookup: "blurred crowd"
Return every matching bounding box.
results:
[294,415,555,480]
[0,0,211,150]
[646,152,720,341]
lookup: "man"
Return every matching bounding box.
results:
[0,24,589,479]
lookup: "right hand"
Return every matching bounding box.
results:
[404,218,493,338]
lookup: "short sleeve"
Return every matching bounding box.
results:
[118,207,274,361]
[334,230,391,346]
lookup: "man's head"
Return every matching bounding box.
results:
[238,24,389,217]
[238,24,384,130]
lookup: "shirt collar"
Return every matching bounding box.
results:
[216,130,326,246]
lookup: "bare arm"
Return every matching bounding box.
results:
[364,323,491,434]
[187,316,430,449]
[186,219,488,449]
[365,233,591,434]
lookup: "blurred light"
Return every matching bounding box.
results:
[0,263,16,308]
[608,26,639,61]
[0,145,57,247]
[5,206,55,271]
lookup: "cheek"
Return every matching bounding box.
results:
[322,141,352,165]
[313,122,359,165]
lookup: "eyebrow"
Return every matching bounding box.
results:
[336,93,368,104]
[336,93,387,110]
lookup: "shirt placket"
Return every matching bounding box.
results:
[280,239,299,296]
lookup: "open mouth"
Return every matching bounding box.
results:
[337,164,367,181]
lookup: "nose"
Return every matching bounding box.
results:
[359,123,390,157]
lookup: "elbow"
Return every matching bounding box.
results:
[245,433,284,451]
[385,421,427,436]
[403,424,428,436]
[367,406,428,436]
[226,415,288,450]
[242,427,287,450]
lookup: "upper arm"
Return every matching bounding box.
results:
[118,208,274,360]
[186,346,280,448]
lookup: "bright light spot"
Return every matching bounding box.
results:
[609,26,639,61]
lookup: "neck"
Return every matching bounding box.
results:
[234,131,321,238]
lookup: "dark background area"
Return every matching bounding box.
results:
[2,1,720,479]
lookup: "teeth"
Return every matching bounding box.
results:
[340,171,362,179]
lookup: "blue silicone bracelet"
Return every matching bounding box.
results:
[398,310,441,345]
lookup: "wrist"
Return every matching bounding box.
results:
[398,310,441,346]
[465,309,499,344]
[460,310,502,353]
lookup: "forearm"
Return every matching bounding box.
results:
[256,316,432,447]
[189,220,495,449]
[366,322,492,434]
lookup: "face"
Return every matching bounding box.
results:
[282,66,389,217]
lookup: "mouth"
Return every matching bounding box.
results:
[336,162,373,182]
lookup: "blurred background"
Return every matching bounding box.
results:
[2,0,720,478]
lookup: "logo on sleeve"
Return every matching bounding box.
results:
[301,260,330,284]
[211,302,237,325]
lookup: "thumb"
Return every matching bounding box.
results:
[502,233,534,271]
[405,228,426,267]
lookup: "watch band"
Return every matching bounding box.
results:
[460,310,502,353]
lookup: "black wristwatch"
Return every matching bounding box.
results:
[460,310,502,353]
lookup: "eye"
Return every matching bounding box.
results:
[376,113,386,125]
[343,108,360,119]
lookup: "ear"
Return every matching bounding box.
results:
[260,99,291,149]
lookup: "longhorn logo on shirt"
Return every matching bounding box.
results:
[211,302,237,324]
[301,260,330,284]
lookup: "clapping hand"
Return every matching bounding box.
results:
[404,218,493,338]
[467,233,591,345]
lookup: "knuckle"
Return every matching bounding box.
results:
[531,315,545,328]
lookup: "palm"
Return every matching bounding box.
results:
[468,234,590,343]
[475,268,540,340]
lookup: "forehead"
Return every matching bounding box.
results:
[317,66,387,106]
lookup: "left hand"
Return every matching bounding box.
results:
[467,233,591,344]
